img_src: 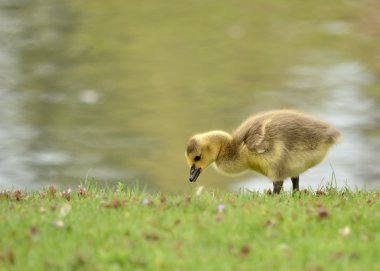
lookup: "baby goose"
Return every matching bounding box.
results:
[185,109,341,194]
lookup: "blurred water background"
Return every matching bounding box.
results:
[0,0,379,192]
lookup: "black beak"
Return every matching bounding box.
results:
[189,165,202,182]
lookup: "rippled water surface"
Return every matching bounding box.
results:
[0,1,379,192]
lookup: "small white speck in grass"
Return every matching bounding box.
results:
[52,219,65,228]
[142,198,150,205]
[59,203,71,218]
[339,226,351,237]
[195,186,204,196]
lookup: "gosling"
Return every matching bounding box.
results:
[185,109,341,194]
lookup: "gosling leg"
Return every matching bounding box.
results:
[273,181,283,194]
[291,176,299,193]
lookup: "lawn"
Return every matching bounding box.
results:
[0,183,379,271]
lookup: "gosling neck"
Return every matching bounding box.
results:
[202,130,233,160]
[208,131,245,174]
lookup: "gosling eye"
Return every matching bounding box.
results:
[194,155,201,162]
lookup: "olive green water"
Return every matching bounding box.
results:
[1,0,379,192]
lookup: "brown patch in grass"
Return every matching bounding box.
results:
[14,190,23,201]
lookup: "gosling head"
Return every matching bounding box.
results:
[185,134,220,182]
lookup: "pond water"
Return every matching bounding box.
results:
[0,1,379,192]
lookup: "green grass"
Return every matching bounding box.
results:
[0,183,379,271]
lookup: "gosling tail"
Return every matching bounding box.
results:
[327,128,342,145]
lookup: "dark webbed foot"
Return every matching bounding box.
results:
[291,176,299,194]
[273,181,283,194]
